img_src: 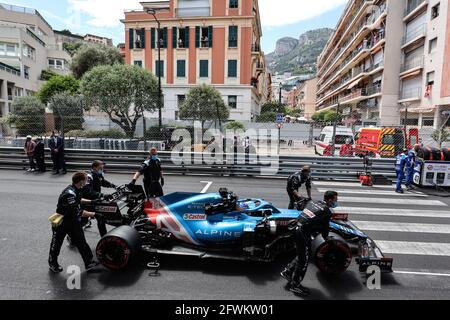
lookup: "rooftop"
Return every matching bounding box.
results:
[0,2,53,31]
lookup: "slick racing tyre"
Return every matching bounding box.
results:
[96,226,141,270]
[312,233,352,275]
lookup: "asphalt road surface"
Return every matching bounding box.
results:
[0,170,449,300]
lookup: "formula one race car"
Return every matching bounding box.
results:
[93,186,393,275]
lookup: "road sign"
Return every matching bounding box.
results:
[277,123,283,129]
[276,113,285,124]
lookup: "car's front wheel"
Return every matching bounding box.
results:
[312,233,352,275]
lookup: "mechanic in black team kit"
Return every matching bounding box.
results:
[129,147,165,198]
[281,191,338,296]
[287,166,313,209]
[82,160,117,237]
[49,172,101,273]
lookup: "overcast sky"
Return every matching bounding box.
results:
[4,0,347,53]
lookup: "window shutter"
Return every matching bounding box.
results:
[177,60,186,77]
[151,28,155,49]
[140,28,146,49]
[228,60,237,77]
[229,26,238,47]
[163,27,168,48]
[129,28,134,49]
[185,27,190,48]
[208,26,213,48]
[200,60,208,77]
[195,26,200,48]
[173,27,178,48]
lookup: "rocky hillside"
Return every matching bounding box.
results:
[266,28,334,75]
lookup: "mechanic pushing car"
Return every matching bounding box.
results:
[48,172,101,273]
[129,147,165,198]
[82,160,117,237]
[281,190,338,296]
[286,166,312,209]
[395,148,409,194]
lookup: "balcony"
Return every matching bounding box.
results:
[399,87,422,101]
[252,44,261,53]
[404,0,427,18]
[400,56,424,73]
[402,24,426,47]
[0,62,21,77]
[174,6,210,18]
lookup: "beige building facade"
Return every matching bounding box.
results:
[316,0,450,129]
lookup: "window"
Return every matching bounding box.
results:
[151,28,168,49]
[24,66,29,79]
[129,28,146,49]
[228,95,237,109]
[422,118,434,127]
[401,118,419,126]
[196,26,213,48]
[134,60,143,67]
[6,43,18,56]
[432,3,440,19]
[175,27,188,48]
[229,0,239,9]
[23,45,35,60]
[177,95,186,108]
[48,59,65,70]
[228,26,238,47]
[428,37,438,54]
[155,60,164,77]
[199,60,209,77]
[427,71,435,85]
[177,60,186,77]
[228,60,237,77]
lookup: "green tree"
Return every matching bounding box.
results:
[49,93,85,133]
[8,96,46,136]
[312,111,326,122]
[256,111,277,123]
[179,84,230,130]
[63,42,83,57]
[71,43,124,79]
[324,111,339,122]
[40,69,58,81]
[432,128,450,148]
[81,64,159,138]
[225,121,245,131]
[38,75,80,104]
[286,107,303,118]
[260,101,288,114]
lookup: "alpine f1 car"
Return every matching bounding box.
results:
[93,186,393,275]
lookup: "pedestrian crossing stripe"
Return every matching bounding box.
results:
[376,241,450,257]
[352,221,450,234]
[317,188,427,197]
[336,207,450,219]
[338,196,447,206]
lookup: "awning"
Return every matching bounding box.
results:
[347,78,362,89]
[400,69,422,78]
[400,105,437,114]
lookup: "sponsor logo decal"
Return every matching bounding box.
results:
[95,206,117,213]
[183,213,207,221]
[303,209,316,218]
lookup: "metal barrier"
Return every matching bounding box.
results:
[0,147,396,180]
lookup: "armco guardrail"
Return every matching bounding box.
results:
[0,147,396,180]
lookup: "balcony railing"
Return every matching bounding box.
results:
[400,56,424,73]
[0,61,20,77]
[400,87,422,100]
[402,24,426,45]
[252,44,261,52]
[26,28,46,47]
[0,3,53,30]
[404,0,426,17]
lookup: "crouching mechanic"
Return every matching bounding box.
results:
[287,166,312,209]
[82,160,117,237]
[129,148,165,198]
[49,172,101,273]
[280,191,338,296]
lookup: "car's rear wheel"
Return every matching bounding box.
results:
[96,226,141,270]
[312,233,352,275]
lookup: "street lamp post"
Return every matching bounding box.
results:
[147,9,163,129]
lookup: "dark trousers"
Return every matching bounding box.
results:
[285,227,311,284]
[51,152,66,172]
[288,192,298,210]
[28,156,36,170]
[35,155,46,172]
[49,220,93,268]
[144,180,164,198]
[82,205,107,237]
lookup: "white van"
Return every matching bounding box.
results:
[314,126,354,156]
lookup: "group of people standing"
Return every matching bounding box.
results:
[395,144,421,194]
[23,132,66,174]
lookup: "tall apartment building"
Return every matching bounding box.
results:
[84,34,113,46]
[0,3,71,125]
[121,0,269,122]
[316,0,450,129]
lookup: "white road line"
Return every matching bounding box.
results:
[352,221,450,234]
[376,241,450,256]
[339,196,446,206]
[313,181,395,188]
[394,270,450,277]
[317,188,427,197]
[336,207,450,219]
[200,181,213,194]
